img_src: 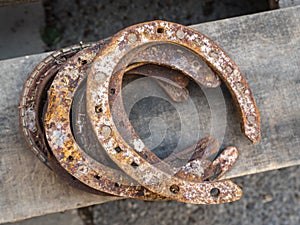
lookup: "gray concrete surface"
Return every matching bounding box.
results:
[1,1,300,224]
[0,2,45,60]
[5,210,83,225]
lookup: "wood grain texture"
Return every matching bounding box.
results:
[0,6,299,223]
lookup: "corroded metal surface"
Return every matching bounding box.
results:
[86,21,261,204]
[19,41,192,198]
[126,63,190,102]
[43,43,226,200]
[44,44,165,200]
[18,42,110,195]
[20,20,261,204]
[19,42,91,166]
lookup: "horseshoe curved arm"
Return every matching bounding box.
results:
[20,20,260,204]
[18,43,114,195]
[44,44,169,200]
[86,20,255,204]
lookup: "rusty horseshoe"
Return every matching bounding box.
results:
[19,20,261,205]
[86,21,260,204]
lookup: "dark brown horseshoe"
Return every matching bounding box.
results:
[19,42,115,194]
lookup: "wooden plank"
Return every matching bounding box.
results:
[0,6,299,223]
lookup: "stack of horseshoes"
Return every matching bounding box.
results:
[19,21,261,204]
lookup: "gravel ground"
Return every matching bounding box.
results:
[93,166,300,225]
[41,1,300,225]
[43,0,269,49]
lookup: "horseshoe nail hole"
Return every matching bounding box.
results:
[210,51,218,59]
[247,115,256,124]
[226,66,233,74]
[194,38,203,47]
[128,33,137,43]
[101,125,112,138]
[192,61,200,68]
[236,82,244,92]
[210,188,220,197]
[157,27,164,34]
[94,174,101,180]
[130,161,139,168]
[78,57,87,65]
[67,155,73,161]
[115,182,120,187]
[95,105,102,113]
[170,184,180,194]
[114,146,122,153]
[110,88,116,95]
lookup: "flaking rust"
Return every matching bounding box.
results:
[43,40,214,200]
[125,63,191,102]
[20,39,209,199]
[18,42,112,195]
[86,20,261,204]
[19,41,191,198]
[44,43,166,200]
[20,20,261,205]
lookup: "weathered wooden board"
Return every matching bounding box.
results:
[0,6,299,223]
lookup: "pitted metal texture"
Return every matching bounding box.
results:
[19,20,261,204]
